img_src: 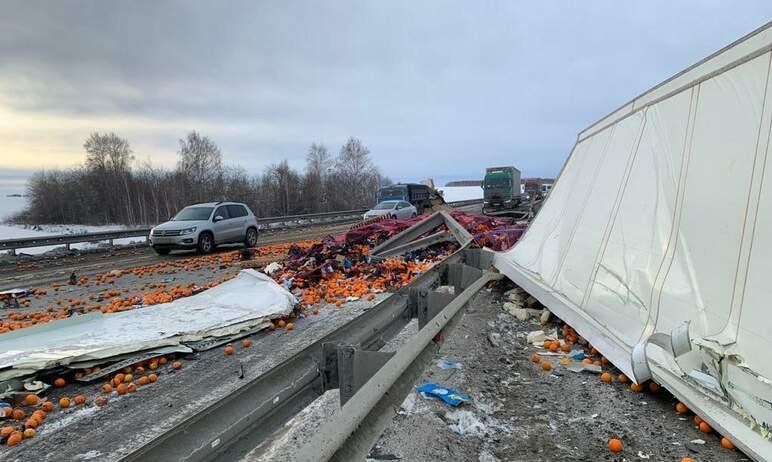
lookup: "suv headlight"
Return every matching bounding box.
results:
[181,226,197,235]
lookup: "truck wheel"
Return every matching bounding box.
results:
[154,248,171,256]
[197,232,214,254]
[244,227,258,248]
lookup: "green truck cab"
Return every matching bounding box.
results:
[482,166,521,214]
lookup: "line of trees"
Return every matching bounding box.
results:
[12,132,391,226]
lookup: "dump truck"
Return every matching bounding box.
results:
[377,183,444,214]
[482,166,521,214]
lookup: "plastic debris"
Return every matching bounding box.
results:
[565,362,602,374]
[436,358,461,370]
[416,383,469,407]
[264,261,283,275]
[446,410,486,436]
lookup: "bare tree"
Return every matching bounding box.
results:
[177,131,223,201]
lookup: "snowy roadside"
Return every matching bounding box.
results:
[0,223,145,256]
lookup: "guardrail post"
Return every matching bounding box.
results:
[337,345,394,406]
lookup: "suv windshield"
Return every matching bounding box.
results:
[173,206,213,221]
[373,201,397,210]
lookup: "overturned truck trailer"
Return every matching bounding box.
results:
[495,22,772,460]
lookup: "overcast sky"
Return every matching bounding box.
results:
[0,1,770,185]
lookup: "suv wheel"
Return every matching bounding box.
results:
[154,247,171,256]
[197,232,214,254]
[244,227,258,248]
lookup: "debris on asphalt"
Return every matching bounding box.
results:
[415,383,469,407]
[436,358,461,370]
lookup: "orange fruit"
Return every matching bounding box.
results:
[12,408,25,420]
[543,340,553,350]
[123,366,133,374]
[74,395,86,406]
[0,426,14,438]
[148,373,158,383]
[225,345,234,355]
[286,323,295,330]
[721,437,735,449]
[113,373,125,385]
[549,343,559,353]
[24,418,38,429]
[59,397,70,408]
[560,343,571,353]
[24,394,38,406]
[127,383,137,393]
[277,319,286,328]
[7,431,22,446]
[95,396,108,407]
[148,361,159,370]
[601,357,609,365]
[630,383,642,393]
[675,402,688,414]
[138,376,150,386]
[582,358,592,364]
[694,415,703,426]
[699,421,712,433]
[560,357,571,366]
[1,407,11,417]
[530,354,541,363]
[23,428,35,439]
[159,357,168,365]
[618,374,628,383]
[123,374,133,383]
[593,360,602,366]
[681,458,695,462]
[608,438,623,453]
[590,347,599,356]
[541,361,552,371]
[32,410,45,421]
[102,383,113,393]
[135,366,145,374]
[648,382,660,393]
[41,401,54,412]
[267,322,276,331]
[600,372,612,383]
[172,361,182,370]
[54,377,66,388]
[242,339,252,348]
[116,384,128,395]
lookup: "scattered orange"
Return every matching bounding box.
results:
[618,374,628,383]
[7,431,22,446]
[600,372,612,383]
[543,340,553,350]
[74,395,86,406]
[24,418,38,429]
[277,319,286,328]
[41,401,54,412]
[608,438,623,453]
[95,396,108,407]
[24,394,38,406]
[1,407,11,417]
[32,410,45,422]
[116,384,128,395]
[721,437,735,449]
[560,357,571,366]
[123,374,133,383]
[242,339,252,348]
[12,408,25,420]
[286,323,295,330]
[675,402,689,414]
[0,426,14,438]
[102,383,113,393]
[590,347,599,356]
[23,428,35,439]
[541,361,552,371]
[53,377,66,388]
[699,421,712,433]
[530,353,541,363]
[694,415,703,426]
[648,382,660,393]
[148,373,158,383]
[549,343,559,352]
[138,376,150,386]
[582,358,592,364]
[127,383,137,393]
[630,383,642,393]
[592,360,602,366]
[59,397,70,408]
[681,458,695,462]
[148,361,159,370]
[225,345,234,355]
[560,343,571,353]
[159,357,168,365]
[135,366,145,374]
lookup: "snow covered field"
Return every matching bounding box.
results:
[437,186,483,202]
[0,223,144,256]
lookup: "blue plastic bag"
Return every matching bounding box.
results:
[416,383,469,407]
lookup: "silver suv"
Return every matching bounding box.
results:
[149,202,259,255]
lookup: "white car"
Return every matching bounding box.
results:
[363,200,418,220]
[149,202,259,255]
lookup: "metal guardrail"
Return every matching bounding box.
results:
[0,200,482,254]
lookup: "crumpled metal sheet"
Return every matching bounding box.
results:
[495,23,772,461]
[0,270,295,379]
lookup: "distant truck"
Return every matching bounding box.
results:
[377,183,433,214]
[482,166,521,214]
